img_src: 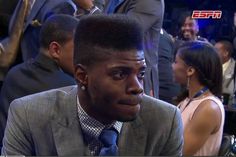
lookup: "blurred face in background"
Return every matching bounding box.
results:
[214,42,230,64]
[48,38,75,76]
[58,38,75,75]
[181,16,199,41]
[172,53,189,85]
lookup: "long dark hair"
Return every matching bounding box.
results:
[175,41,223,103]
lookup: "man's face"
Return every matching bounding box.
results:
[58,39,74,75]
[214,42,228,64]
[172,53,189,85]
[79,50,146,123]
[181,17,199,41]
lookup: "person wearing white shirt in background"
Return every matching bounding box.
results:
[215,40,236,105]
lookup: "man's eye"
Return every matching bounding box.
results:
[189,23,194,27]
[137,71,145,79]
[112,71,127,80]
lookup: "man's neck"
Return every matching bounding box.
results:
[78,91,115,125]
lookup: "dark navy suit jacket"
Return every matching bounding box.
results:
[0,53,75,149]
[158,29,180,103]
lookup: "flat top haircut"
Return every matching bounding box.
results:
[73,14,144,66]
[217,40,234,57]
[39,14,79,49]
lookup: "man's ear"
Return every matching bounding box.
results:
[187,66,195,77]
[74,64,88,86]
[223,50,230,58]
[48,41,61,60]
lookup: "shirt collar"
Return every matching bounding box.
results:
[77,96,123,140]
[223,58,232,75]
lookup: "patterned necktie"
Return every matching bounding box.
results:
[99,128,118,156]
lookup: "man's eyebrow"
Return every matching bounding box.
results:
[109,66,132,71]
[108,65,146,72]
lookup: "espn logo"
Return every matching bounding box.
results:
[192,10,222,19]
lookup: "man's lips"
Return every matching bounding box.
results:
[118,96,142,106]
[184,31,191,35]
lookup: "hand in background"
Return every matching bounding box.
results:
[73,0,94,10]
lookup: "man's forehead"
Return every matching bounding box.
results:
[105,50,146,68]
[112,50,145,60]
[185,18,197,25]
[216,42,223,46]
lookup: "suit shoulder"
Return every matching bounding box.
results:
[5,61,28,76]
[3,61,32,85]
[5,59,36,76]
[10,85,77,113]
[138,95,182,143]
[140,95,179,121]
[141,94,177,111]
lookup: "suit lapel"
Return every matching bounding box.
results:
[224,59,234,81]
[24,0,46,31]
[51,87,86,155]
[118,115,147,155]
[225,59,234,76]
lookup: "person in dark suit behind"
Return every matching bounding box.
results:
[0,0,103,83]
[2,14,183,156]
[9,0,79,61]
[0,14,78,150]
[158,29,181,104]
[9,0,105,62]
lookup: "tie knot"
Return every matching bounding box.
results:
[99,128,118,147]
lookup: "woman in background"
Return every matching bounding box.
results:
[173,41,225,156]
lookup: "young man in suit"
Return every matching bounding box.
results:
[2,14,183,156]
[0,14,77,150]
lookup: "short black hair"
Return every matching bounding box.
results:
[39,14,79,49]
[179,12,199,27]
[217,40,234,57]
[178,41,222,98]
[73,14,143,66]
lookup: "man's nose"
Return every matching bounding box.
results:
[184,25,191,30]
[127,76,143,95]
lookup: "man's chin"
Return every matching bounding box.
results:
[107,103,141,122]
[183,36,191,40]
[116,113,139,122]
